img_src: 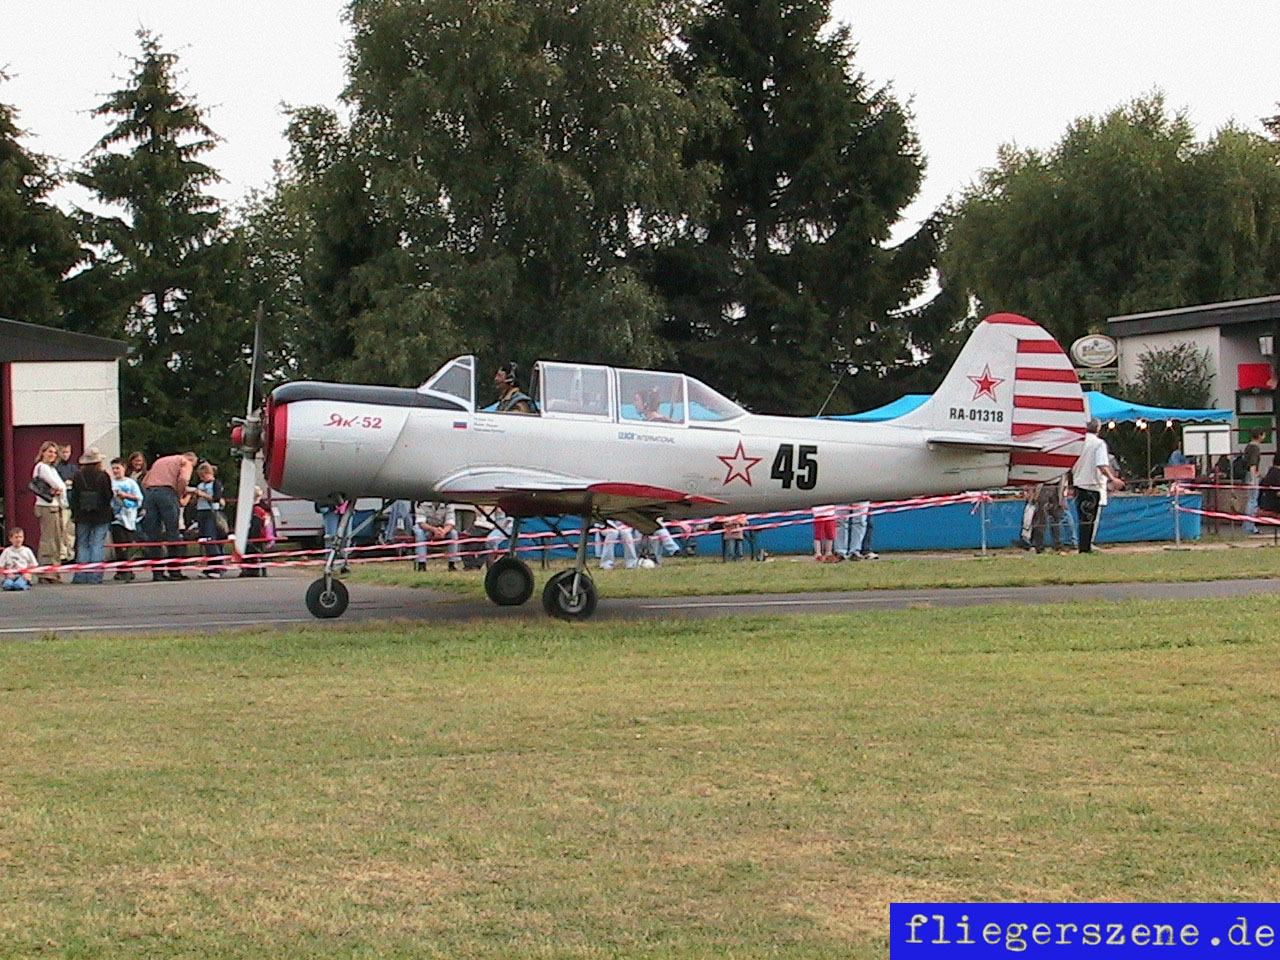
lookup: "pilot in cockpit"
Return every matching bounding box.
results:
[635,388,672,422]
[494,362,535,414]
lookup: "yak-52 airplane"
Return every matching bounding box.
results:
[230,313,1087,620]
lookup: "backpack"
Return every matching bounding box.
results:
[76,487,102,513]
[1232,454,1247,482]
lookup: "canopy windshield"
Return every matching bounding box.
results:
[418,355,474,408]
[686,377,746,422]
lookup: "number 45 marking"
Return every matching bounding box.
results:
[771,443,818,490]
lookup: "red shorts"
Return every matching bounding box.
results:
[813,517,836,541]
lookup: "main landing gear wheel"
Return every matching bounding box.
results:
[305,577,350,618]
[542,570,598,620]
[485,556,535,606]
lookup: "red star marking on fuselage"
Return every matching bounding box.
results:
[968,364,1005,402]
[718,441,762,486]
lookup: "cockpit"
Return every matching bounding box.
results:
[417,355,746,424]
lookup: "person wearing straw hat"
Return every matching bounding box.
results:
[69,447,115,584]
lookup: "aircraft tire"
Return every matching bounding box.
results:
[305,577,350,619]
[484,556,535,606]
[541,570,598,620]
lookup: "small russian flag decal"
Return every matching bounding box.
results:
[453,421,467,430]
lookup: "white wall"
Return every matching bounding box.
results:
[1218,330,1269,400]
[10,360,122,456]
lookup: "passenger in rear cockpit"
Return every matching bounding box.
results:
[635,388,671,422]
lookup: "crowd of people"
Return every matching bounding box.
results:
[7,443,275,589]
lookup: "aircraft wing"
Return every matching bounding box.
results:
[435,468,725,533]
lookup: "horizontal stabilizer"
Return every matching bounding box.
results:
[926,434,1044,453]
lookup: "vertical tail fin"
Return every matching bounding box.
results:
[896,313,1087,485]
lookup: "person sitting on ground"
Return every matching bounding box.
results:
[2,527,39,591]
[414,501,458,571]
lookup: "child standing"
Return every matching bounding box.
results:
[2,528,39,591]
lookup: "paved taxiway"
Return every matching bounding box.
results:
[2,568,1278,640]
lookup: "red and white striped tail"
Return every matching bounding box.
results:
[895,312,1087,485]
[1004,317,1086,484]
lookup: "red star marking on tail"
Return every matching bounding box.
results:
[968,364,1005,402]
[718,441,762,486]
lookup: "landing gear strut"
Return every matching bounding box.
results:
[305,497,356,619]
[302,496,394,620]
[541,519,597,620]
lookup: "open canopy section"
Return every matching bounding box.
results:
[829,391,1231,425]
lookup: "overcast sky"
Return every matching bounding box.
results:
[4,0,1277,233]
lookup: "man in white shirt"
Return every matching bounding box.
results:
[414,501,457,572]
[1071,418,1124,553]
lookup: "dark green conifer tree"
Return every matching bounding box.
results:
[648,0,940,414]
[70,30,244,459]
[0,76,80,325]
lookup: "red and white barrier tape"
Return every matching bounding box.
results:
[3,490,1008,577]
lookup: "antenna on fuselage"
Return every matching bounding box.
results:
[815,364,854,417]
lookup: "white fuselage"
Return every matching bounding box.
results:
[270,398,1009,516]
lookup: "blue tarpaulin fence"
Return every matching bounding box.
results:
[744,492,1200,554]
[494,493,1201,559]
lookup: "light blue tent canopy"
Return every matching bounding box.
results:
[828,395,931,422]
[829,391,1231,424]
[1083,391,1231,424]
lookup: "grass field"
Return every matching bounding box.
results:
[346,542,1280,600]
[3,595,1278,958]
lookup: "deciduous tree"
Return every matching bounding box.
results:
[254,0,721,389]
[943,92,1280,345]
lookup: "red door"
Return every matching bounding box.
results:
[9,425,84,544]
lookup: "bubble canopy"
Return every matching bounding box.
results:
[419,355,747,422]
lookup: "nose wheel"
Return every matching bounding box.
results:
[542,569,598,620]
[305,576,349,618]
[484,556,535,606]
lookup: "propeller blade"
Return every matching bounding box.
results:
[247,301,264,417]
[233,455,258,557]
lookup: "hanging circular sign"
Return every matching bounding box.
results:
[1070,334,1118,368]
